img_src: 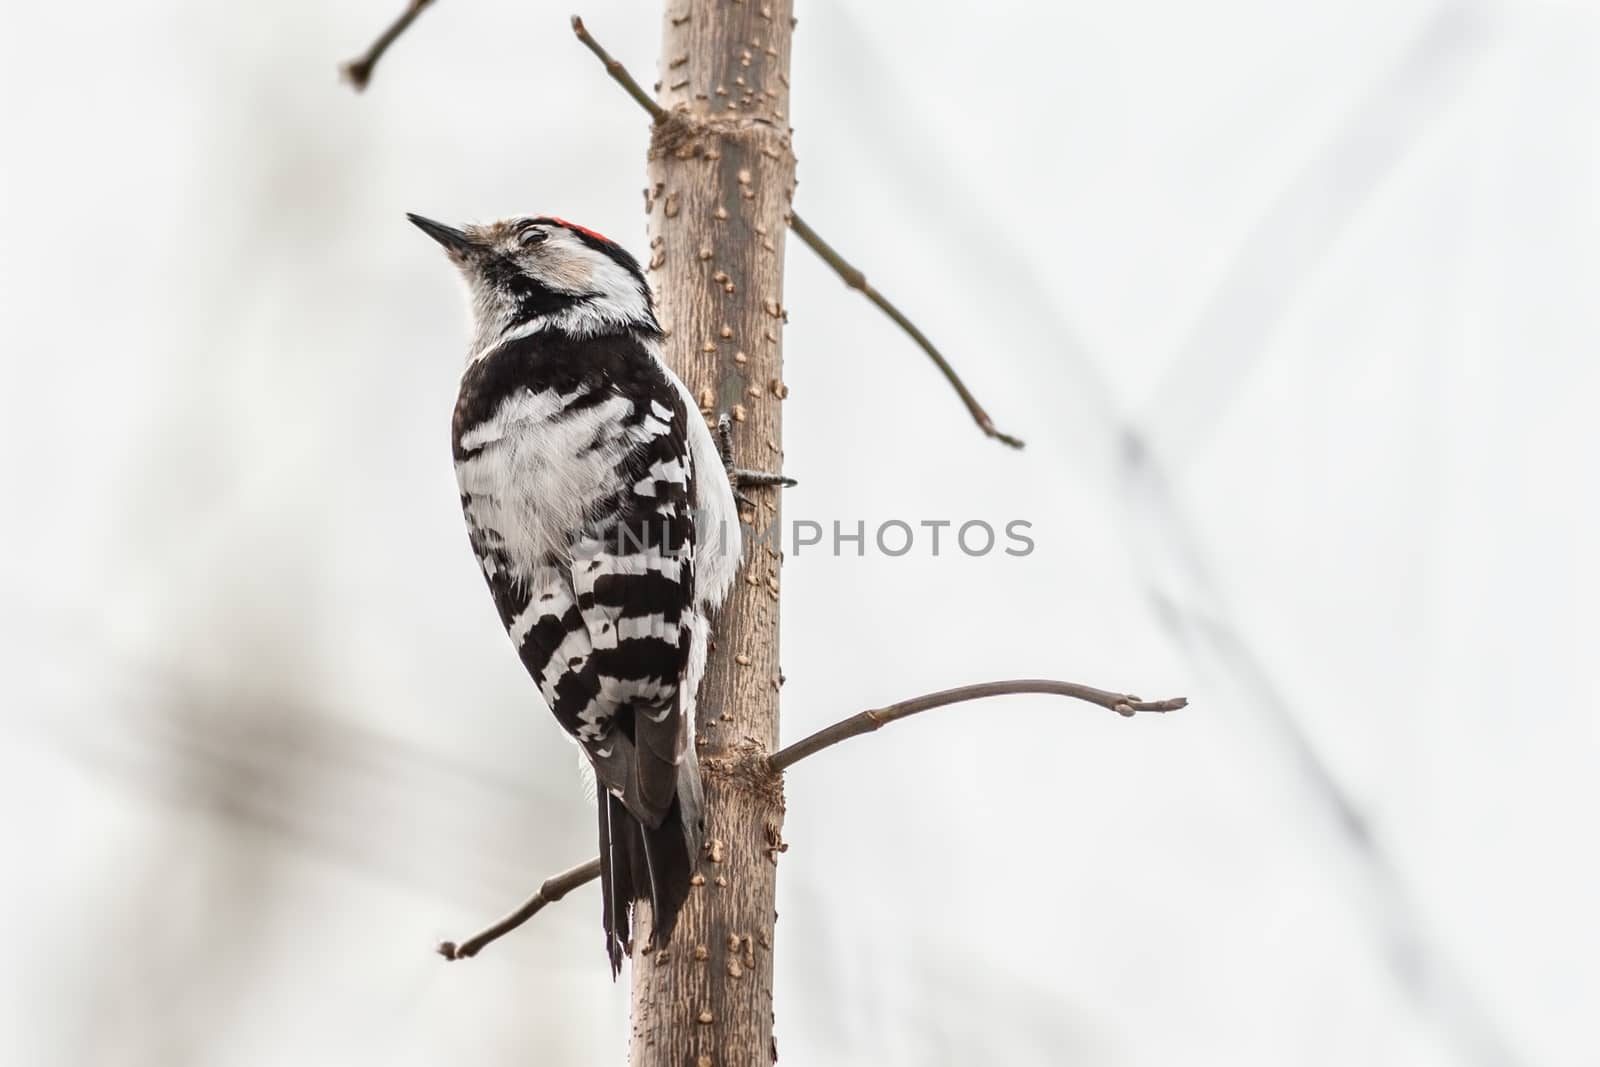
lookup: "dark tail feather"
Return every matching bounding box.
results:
[595,755,705,975]
[597,792,632,977]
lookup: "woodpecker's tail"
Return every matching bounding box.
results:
[596,750,704,976]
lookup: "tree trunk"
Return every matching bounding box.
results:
[631,2,796,1065]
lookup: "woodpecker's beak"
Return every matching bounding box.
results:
[407,213,475,254]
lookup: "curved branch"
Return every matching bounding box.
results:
[769,679,1185,771]
[569,15,1025,450]
[437,857,603,960]
[438,678,1184,958]
[784,215,1025,449]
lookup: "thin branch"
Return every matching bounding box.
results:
[438,678,1184,957]
[437,857,603,960]
[570,16,666,122]
[770,678,1184,771]
[569,15,1026,450]
[785,215,1026,449]
[340,0,435,92]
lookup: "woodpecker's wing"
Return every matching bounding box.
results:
[566,380,699,824]
[452,331,699,828]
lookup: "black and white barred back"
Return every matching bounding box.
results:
[411,213,740,973]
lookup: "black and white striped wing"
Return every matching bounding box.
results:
[569,390,698,819]
[452,334,699,826]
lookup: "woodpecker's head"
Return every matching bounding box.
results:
[408,213,658,357]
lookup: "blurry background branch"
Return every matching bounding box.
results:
[340,0,435,90]
[793,10,1523,1066]
[24,620,562,902]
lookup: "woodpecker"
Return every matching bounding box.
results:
[410,212,760,974]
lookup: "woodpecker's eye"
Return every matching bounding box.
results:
[518,226,548,248]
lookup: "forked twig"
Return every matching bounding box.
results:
[438,857,603,960]
[439,678,1184,958]
[340,0,435,91]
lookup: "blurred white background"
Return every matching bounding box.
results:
[2,1,1596,1064]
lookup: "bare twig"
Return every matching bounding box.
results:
[437,857,603,960]
[569,16,1025,450]
[784,215,1026,448]
[769,678,1185,771]
[439,678,1184,956]
[340,0,435,91]
[570,16,666,121]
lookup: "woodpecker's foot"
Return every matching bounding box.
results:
[718,412,796,511]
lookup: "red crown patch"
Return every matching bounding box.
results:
[549,217,613,246]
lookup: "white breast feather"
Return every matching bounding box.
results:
[456,388,634,573]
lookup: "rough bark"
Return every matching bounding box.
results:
[630,2,796,1065]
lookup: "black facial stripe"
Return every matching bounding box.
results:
[510,277,583,321]
[476,252,579,323]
